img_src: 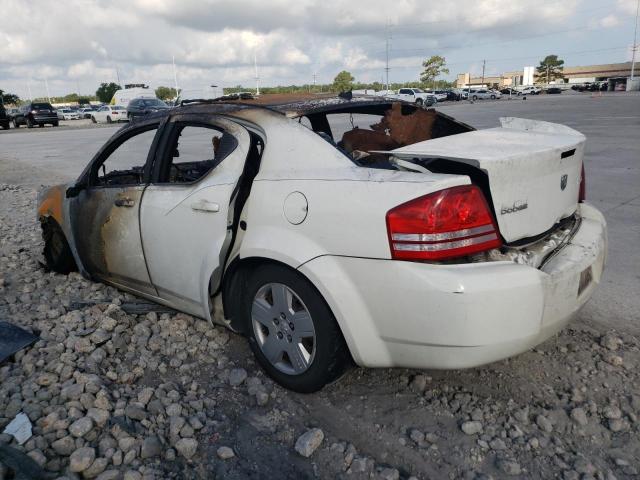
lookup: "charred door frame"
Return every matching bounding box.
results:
[68,119,168,295]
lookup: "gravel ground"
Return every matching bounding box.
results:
[1,183,639,480]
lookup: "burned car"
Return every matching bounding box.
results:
[37,96,607,392]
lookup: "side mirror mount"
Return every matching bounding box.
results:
[66,184,84,198]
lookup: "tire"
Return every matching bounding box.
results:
[416,98,423,106]
[42,219,77,274]
[107,116,112,124]
[91,116,97,123]
[13,119,19,128]
[472,95,478,101]
[243,264,351,393]
[52,122,59,127]
[490,95,496,99]
[26,118,34,128]
[39,123,44,128]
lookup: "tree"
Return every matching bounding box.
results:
[155,86,178,101]
[536,55,564,84]
[95,82,121,103]
[332,71,355,92]
[0,89,20,105]
[420,56,449,86]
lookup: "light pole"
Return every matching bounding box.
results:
[631,0,639,79]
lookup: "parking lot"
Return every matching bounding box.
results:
[1,93,639,479]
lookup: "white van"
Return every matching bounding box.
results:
[111,88,157,108]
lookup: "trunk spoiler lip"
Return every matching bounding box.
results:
[499,117,585,138]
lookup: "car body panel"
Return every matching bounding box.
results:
[140,118,252,318]
[298,202,606,368]
[389,117,585,242]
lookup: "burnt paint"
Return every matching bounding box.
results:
[69,186,157,295]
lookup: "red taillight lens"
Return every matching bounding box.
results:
[386,185,502,261]
[578,164,586,202]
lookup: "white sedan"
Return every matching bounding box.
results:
[56,108,80,120]
[468,89,501,100]
[36,97,607,392]
[90,105,128,123]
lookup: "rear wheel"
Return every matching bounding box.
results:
[490,94,496,99]
[26,118,34,128]
[13,119,19,128]
[42,219,77,274]
[243,264,350,393]
[91,116,97,123]
[52,122,59,127]
[472,95,478,101]
[106,116,112,124]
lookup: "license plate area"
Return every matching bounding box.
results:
[578,266,592,297]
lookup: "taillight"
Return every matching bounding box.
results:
[386,185,502,261]
[579,164,586,202]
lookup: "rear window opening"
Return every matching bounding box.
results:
[297,102,473,169]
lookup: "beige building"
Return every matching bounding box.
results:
[456,62,635,89]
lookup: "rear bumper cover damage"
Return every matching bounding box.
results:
[299,202,607,369]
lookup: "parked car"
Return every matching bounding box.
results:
[6,107,20,121]
[78,108,94,119]
[126,97,170,119]
[0,104,10,129]
[500,88,518,95]
[13,102,59,128]
[468,89,500,100]
[90,105,128,124]
[37,97,606,392]
[430,90,449,101]
[519,86,541,96]
[545,87,562,94]
[57,108,80,120]
[443,90,461,101]
[387,88,437,106]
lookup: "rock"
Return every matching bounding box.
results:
[70,447,96,472]
[379,467,400,480]
[409,374,428,392]
[536,415,553,433]
[600,334,622,351]
[124,471,143,480]
[166,403,182,417]
[256,391,269,406]
[294,428,324,457]
[87,408,110,427]
[409,429,424,443]
[137,387,154,405]
[228,368,248,386]
[570,407,588,426]
[603,405,622,419]
[83,457,108,478]
[489,438,507,450]
[175,438,198,459]
[608,418,626,432]
[603,353,623,366]
[461,421,483,435]
[36,372,58,386]
[69,416,94,437]
[141,436,162,459]
[26,449,46,467]
[497,459,522,476]
[95,470,121,480]
[125,404,147,421]
[217,446,235,459]
[52,436,76,455]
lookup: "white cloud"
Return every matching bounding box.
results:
[0,0,631,96]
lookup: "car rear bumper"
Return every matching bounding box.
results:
[299,202,607,369]
[33,115,58,123]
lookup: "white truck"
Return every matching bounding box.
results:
[387,88,437,106]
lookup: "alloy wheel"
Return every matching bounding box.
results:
[251,283,316,375]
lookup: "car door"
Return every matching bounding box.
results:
[139,115,253,318]
[68,121,164,295]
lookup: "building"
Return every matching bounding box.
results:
[456,62,636,91]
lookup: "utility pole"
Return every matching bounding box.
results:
[631,0,639,79]
[172,55,180,96]
[481,60,486,87]
[313,72,317,92]
[27,79,32,101]
[44,77,51,103]
[254,52,260,96]
[115,67,121,85]
[385,20,391,92]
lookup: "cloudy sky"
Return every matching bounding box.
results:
[1,0,638,98]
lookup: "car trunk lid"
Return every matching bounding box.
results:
[387,117,585,243]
